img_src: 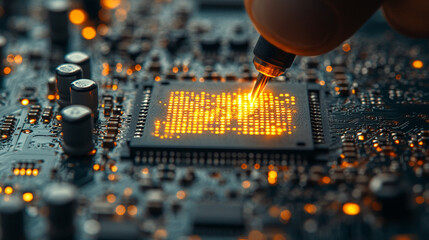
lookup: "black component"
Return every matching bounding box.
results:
[61,105,95,156]
[192,202,244,236]
[65,52,91,79]
[229,34,249,51]
[167,29,187,53]
[129,82,329,164]
[253,35,296,70]
[44,183,78,240]
[200,34,221,52]
[369,174,411,219]
[55,64,83,108]
[96,220,140,240]
[70,79,99,117]
[46,0,69,47]
[198,0,244,9]
[0,197,26,240]
[0,35,6,88]
[0,35,6,68]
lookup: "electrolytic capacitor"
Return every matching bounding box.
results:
[70,79,99,117]
[64,52,91,79]
[0,196,26,240]
[61,105,94,156]
[0,35,6,88]
[55,64,83,108]
[43,183,77,240]
[45,0,69,47]
[0,35,6,67]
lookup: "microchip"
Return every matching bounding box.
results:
[129,82,329,164]
[192,202,245,236]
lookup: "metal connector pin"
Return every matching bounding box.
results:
[250,73,271,103]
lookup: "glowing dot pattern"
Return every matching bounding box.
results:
[153,89,297,139]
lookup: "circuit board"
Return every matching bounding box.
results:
[0,0,428,240]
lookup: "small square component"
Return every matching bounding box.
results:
[130,82,317,157]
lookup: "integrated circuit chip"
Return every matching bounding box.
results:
[129,81,329,164]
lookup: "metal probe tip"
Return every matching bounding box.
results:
[250,73,271,103]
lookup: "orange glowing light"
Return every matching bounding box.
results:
[343,202,360,215]
[280,209,292,221]
[319,80,326,86]
[102,0,121,9]
[26,169,32,175]
[115,204,126,215]
[416,196,424,204]
[241,163,247,169]
[176,190,186,200]
[242,180,251,189]
[304,204,317,215]
[155,76,161,82]
[127,205,138,216]
[254,164,260,169]
[22,192,34,202]
[21,99,29,106]
[172,67,179,73]
[82,26,96,40]
[32,169,39,176]
[268,170,278,179]
[4,186,13,195]
[412,60,423,69]
[13,168,20,175]
[106,193,116,203]
[135,64,142,71]
[93,164,101,172]
[108,174,116,181]
[69,9,86,25]
[321,176,331,184]
[342,43,351,52]
[47,94,56,100]
[3,67,11,75]
[7,54,14,62]
[152,90,297,138]
[326,66,333,72]
[14,55,23,64]
[141,168,149,174]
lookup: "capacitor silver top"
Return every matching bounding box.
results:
[65,52,91,79]
[70,79,98,118]
[55,63,83,108]
[61,105,94,156]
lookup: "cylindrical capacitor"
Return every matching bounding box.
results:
[0,35,6,88]
[64,52,91,79]
[0,35,6,66]
[70,79,99,117]
[0,196,26,240]
[55,64,83,109]
[45,0,69,47]
[61,105,94,156]
[43,183,77,240]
